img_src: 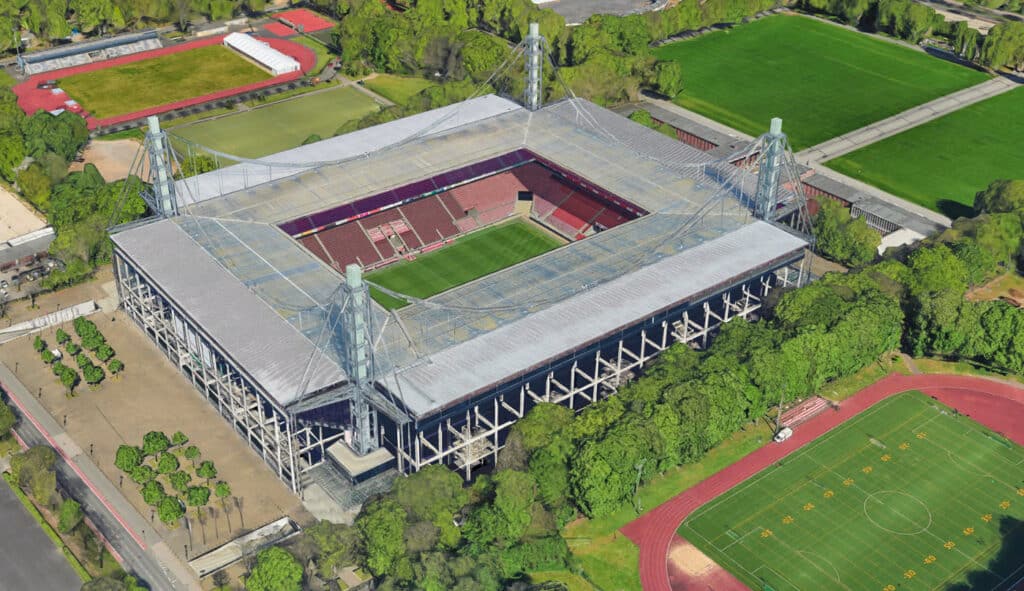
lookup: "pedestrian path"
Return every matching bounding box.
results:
[796,75,1018,164]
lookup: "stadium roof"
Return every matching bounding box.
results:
[115,95,807,416]
[224,33,299,76]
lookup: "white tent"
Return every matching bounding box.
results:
[223,32,300,76]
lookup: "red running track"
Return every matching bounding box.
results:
[621,373,1024,591]
[13,34,315,129]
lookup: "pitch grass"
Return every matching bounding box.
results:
[58,45,270,119]
[171,86,378,158]
[362,74,435,105]
[680,391,1024,591]
[654,16,988,150]
[826,88,1024,218]
[367,220,562,308]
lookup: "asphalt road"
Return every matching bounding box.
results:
[0,479,82,591]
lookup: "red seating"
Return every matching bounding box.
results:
[399,197,459,244]
[309,223,381,269]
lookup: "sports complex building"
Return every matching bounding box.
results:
[109,82,811,492]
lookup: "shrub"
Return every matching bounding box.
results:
[141,480,166,506]
[156,452,179,475]
[57,499,83,533]
[142,431,170,456]
[130,464,156,485]
[114,445,143,472]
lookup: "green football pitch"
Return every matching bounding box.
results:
[680,391,1024,591]
[59,45,270,119]
[826,88,1024,218]
[367,220,563,309]
[654,16,988,150]
[170,86,379,158]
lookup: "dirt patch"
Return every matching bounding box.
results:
[667,535,747,590]
[69,139,141,182]
[0,185,46,244]
[0,305,313,565]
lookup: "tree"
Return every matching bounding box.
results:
[814,199,879,267]
[245,546,303,591]
[58,498,84,533]
[0,399,16,436]
[34,336,46,352]
[17,163,53,211]
[169,471,191,494]
[142,480,166,506]
[176,153,217,179]
[304,520,363,580]
[356,498,409,579]
[156,452,179,474]
[651,60,683,98]
[393,464,468,522]
[157,496,184,524]
[130,464,156,485]
[214,481,231,501]
[95,344,115,362]
[974,179,1024,215]
[142,431,170,456]
[41,349,56,364]
[55,328,71,345]
[107,359,124,375]
[196,460,217,481]
[186,485,210,508]
[301,134,322,145]
[83,364,105,385]
[171,431,188,446]
[980,22,1024,70]
[114,445,143,472]
[183,445,200,465]
[60,366,81,393]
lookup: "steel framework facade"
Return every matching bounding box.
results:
[114,244,806,489]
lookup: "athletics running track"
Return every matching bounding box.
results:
[621,373,1024,591]
[13,34,315,130]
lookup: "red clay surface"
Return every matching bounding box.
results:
[274,9,334,32]
[621,373,1024,591]
[13,34,315,129]
[263,22,298,37]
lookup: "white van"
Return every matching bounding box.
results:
[773,427,793,443]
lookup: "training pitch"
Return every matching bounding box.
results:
[171,86,379,158]
[367,219,562,309]
[58,45,270,119]
[679,391,1024,591]
[654,16,988,149]
[826,88,1024,217]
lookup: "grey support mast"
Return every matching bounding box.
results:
[524,22,543,112]
[143,115,179,217]
[341,264,380,456]
[754,117,784,221]
[747,117,814,238]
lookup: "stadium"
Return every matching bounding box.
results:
[108,31,812,494]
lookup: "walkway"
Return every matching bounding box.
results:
[621,373,1024,591]
[0,363,201,591]
[796,76,1018,164]
[639,95,755,142]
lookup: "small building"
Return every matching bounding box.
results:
[0,227,55,272]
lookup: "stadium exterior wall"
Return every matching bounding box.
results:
[112,235,806,490]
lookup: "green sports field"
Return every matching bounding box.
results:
[171,86,379,158]
[826,88,1024,218]
[367,220,562,309]
[59,45,270,119]
[680,391,1024,591]
[654,16,988,150]
[362,74,435,105]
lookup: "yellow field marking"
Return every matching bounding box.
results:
[843,478,855,487]
[944,541,956,550]
[916,432,927,439]
[1000,500,1011,510]
[982,513,993,523]
[962,527,974,536]
[803,502,815,511]
[898,442,910,451]
[880,454,892,462]
[883,585,896,591]
[862,465,874,474]
[1017,488,1024,497]
[823,490,835,499]
[782,515,794,524]
[923,555,936,565]
[761,529,773,538]
[904,569,916,579]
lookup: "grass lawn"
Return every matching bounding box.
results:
[362,74,435,105]
[292,35,334,75]
[680,391,1024,591]
[528,571,595,591]
[171,86,378,158]
[565,421,773,591]
[367,220,562,308]
[826,88,1024,217]
[654,15,988,150]
[59,45,270,119]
